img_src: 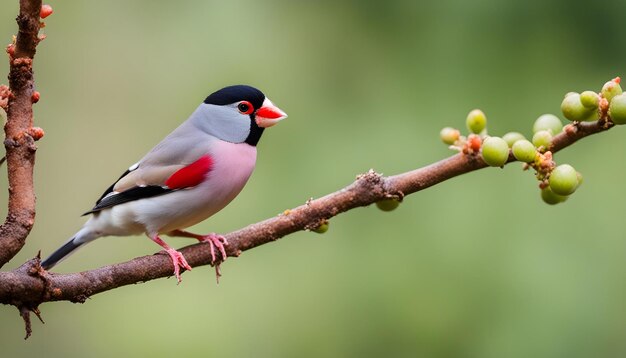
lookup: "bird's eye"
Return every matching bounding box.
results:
[237,101,254,115]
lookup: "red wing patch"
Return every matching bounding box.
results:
[165,155,214,189]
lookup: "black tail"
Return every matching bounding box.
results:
[41,237,84,270]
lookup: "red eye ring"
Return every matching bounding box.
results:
[237,101,254,115]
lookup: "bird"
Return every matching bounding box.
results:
[41,85,287,283]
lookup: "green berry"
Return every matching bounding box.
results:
[580,91,599,108]
[376,198,400,212]
[561,93,597,122]
[481,136,509,167]
[466,109,487,134]
[440,127,460,145]
[560,93,582,120]
[609,93,626,125]
[511,139,536,163]
[549,164,579,196]
[576,171,583,188]
[532,130,553,150]
[502,132,526,148]
[601,78,623,102]
[532,114,563,135]
[541,187,569,205]
[312,222,329,234]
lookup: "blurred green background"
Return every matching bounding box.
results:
[1,0,626,357]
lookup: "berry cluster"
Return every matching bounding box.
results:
[439,77,624,205]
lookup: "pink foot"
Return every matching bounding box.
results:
[198,233,229,264]
[166,230,228,283]
[164,248,192,284]
[199,234,228,283]
[149,234,192,284]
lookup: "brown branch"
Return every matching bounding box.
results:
[0,0,619,340]
[0,0,42,269]
[0,118,614,312]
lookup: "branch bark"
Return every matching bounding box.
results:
[0,0,42,269]
[0,119,613,310]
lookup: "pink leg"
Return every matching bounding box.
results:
[149,234,192,284]
[168,230,228,282]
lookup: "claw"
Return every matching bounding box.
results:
[199,234,228,284]
[214,265,222,284]
[164,248,192,284]
[150,234,193,284]
[199,233,228,264]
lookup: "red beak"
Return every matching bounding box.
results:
[255,99,287,128]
